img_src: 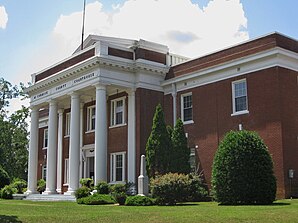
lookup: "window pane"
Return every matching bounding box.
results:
[183,95,192,122]
[44,130,48,147]
[184,108,192,121]
[111,101,115,125]
[235,96,247,112]
[115,154,123,181]
[116,112,123,125]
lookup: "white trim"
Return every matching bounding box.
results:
[110,152,126,183]
[42,129,48,149]
[65,112,71,137]
[109,123,127,129]
[64,158,70,184]
[87,105,96,132]
[181,92,193,124]
[162,47,298,95]
[110,96,126,127]
[232,79,248,114]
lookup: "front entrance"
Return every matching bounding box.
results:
[86,157,94,180]
[81,146,95,180]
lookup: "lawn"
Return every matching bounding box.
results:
[0,199,298,223]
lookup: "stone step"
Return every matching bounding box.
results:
[25,194,76,202]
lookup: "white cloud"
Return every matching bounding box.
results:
[0,6,8,29]
[22,0,249,81]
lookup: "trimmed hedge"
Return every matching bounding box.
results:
[0,166,10,189]
[151,173,208,205]
[77,194,115,205]
[12,179,27,194]
[95,181,110,194]
[37,179,46,194]
[80,178,94,189]
[75,186,91,199]
[212,130,276,205]
[125,195,155,206]
[1,185,16,199]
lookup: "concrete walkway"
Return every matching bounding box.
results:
[24,194,76,202]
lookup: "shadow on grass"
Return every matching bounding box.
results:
[218,202,290,206]
[0,215,22,223]
[171,203,199,206]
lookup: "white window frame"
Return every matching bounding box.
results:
[231,79,249,116]
[64,158,69,185]
[65,112,71,137]
[110,152,126,183]
[43,129,48,149]
[110,97,126,127]
[86,105,96,132]
[42,165,47,180]
[181,92,194,124]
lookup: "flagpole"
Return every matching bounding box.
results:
[81,0,86,50]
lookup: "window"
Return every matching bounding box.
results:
[87,106,96,131]
[181,93,193,123]
[110,152,125,182]
[232,79,248,114]
[111,98,125,126]
[42,165,47,180]
[65,113,71,136]
[189,148,197,173]
[64,159,69,184]
[43,129,48,148]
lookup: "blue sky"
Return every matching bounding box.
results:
[0,0,297,86]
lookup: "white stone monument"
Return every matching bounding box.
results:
[138,155,149,196]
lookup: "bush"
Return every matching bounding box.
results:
[12,179,27,194]
[111,183,126,193]
[1,185,16,199]
[95,181,110,194]
[0,166,10,189]
[37,179,46,194]
[80,178,94,189]
[187,174,208,202]
[151,173,193,205]
[125,195,155,206]
[112,192,127,205]
[75,186,91,199]
[212,130,276,205]
[77,194,115,205]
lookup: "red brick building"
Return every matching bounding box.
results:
[25,33,297,199]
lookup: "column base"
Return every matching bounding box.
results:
[56,189,62,194]
[25,189,38,195]
[64,188,76,196]
[42,189,58,195]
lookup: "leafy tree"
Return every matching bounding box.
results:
[146,104,171,178]
[212,130,276,205]
[0,165,10,189]
[0,78,29,180]
[169,119,190,174]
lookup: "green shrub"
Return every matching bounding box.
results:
[212,130,276,205]
[187,174,208,202]
[151,173,189,205]
[95,181,110,194]
[111,183,126,193]
[80,178,94,189]
[77,194,115,205]
[125,195,155,206]
[112,192,127,205]
[12,179,27,194]
[1,185,16,199]
[37,179,46,194]
[75,186,91,199]
[0,166,10,189]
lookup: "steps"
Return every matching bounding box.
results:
[24,194,76,202]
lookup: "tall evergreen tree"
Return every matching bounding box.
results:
[169,118,190,174]
[146,104,171,178]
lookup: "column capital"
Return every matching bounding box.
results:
[68,91,80,99]
[93,83,107,91]
[48,99,57,106]
[30,105,39,112]
[127,87,136,96]
[58,108,64,114]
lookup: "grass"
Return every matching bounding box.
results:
[0,199,298,223]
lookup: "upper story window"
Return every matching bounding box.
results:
[43,129,48,148]
[111,98,125,127]
[87,106,96,132]
[232,79,248,115]
[65,113,71,136]
[110,152,125,182]
[181,93,193,123]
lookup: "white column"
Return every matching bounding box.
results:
[43,100,58,194]
[25,106,39,195]
[172,83,177,126]
[94,84,107,185]
[65,93,81,195]
[128,89,136,183]
[79,103,84,182]
[56,109,64,193]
